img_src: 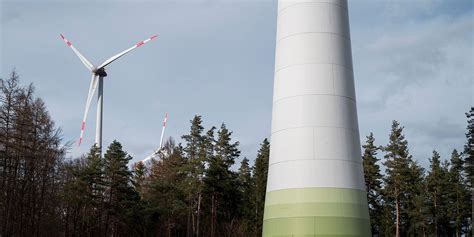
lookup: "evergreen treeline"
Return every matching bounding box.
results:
[363,119,473,237]
[0,71,472,237]
[60,118,271,237]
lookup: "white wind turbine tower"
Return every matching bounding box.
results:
[60,34,158,152]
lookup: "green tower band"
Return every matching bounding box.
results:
[263,188,370,236]
[263,0,371,236]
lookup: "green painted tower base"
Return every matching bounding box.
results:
[262,188,371,236]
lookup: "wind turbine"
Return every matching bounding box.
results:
[143,112,168,163]
[60,34,158,152]
[158,112,168,149]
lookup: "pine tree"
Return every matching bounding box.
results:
[426,150,451,235]
[238,157,255,235]
[215,123,240,167]
[448,149,470,236]
[464,107,474,229]
[361,133,383,235]
[382,120,413,236]
[405,159,427,236]
[204,123,241,236]
[253,138,270,235]
[181,115,205,237]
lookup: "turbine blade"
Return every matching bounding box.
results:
[97,34,158,70]
[60,34,94,71]
[79,74,99,146]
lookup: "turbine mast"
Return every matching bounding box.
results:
[262,0,370,235]
[159,112,168,149]
[95,76,104,153]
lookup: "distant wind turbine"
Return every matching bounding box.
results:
[143,112,169,163]
[59,34,158,151]
[159,112,168,149]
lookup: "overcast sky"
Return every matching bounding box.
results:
[1,0,473,169]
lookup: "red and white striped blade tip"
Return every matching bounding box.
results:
[78,122,86,146]
[60,34,72,46]
[136,35,159,47]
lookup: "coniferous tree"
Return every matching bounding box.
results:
[81,145,106,235]
[62,146,105,236]
[361,133,383,235]
[204,123,240,237]
[447,149,470,236]
[145,139,188,236]
[132,161,147,196]
[405,159,427,236]
[464,107,474,228]
[181,115,205,236]
[253,138,269,235]
[62,158,89,236]
[426,150,450,235]
[382,120,414,236]
[103,140,140,236]
[238,157,255,235]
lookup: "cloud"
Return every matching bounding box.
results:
[358,14,472,109]
[352,2,473,166]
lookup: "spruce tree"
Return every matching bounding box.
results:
[132,161,147,196]
[361,133,383,235]
[103,140,139,236]
[62,148,105,235]
[253,138,270,235]
[83,145,105,202]
[82,145,106,235]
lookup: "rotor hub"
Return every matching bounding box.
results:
[95,68,107,77]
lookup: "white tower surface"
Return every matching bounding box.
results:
[263,0,371,236]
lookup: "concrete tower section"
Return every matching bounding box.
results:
[263,0,371,236]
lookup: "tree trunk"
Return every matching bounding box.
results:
[196,192,201,237]
[186,206,192,237]
[210,193,215,237]
[395,196,400,237]
[434,191,438,236]
[167,219,171,237]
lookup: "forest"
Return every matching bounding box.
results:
[0,71,472,237]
